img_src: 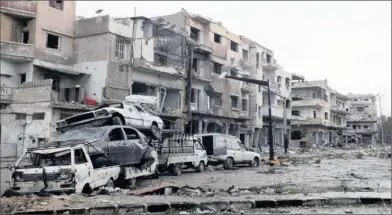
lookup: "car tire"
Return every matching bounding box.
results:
[196,161,205,173]
[150,124,162,140]
[223,157,234,170]
[112,116,123,125]
[169,164,182,176]
[250,157,260,167]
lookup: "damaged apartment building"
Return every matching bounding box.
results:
[74,15,190,130]
[345,94,379,144]
[290,77,351,148]
[156,9,253,146]
[0,0,92,156]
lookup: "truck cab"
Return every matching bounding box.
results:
[195,133,261,170]
[6,143,121,195]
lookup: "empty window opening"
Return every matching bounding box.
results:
[108,128,125,141]
[214,33,221,43]
[23,31,29,44]
[364,125,369,129]
[324,112,328,120]
[190,27,200,42]
[49,0,64,10]
[115,36,125,59]
[285,78,290,88]
[191,88,197,104]
[16,114,26,120]
[266,53,272,63]
[292,110,300,116]
[44,74,60,92]
[256,52,260,68]
[123,127,140,140]
[277,76,282,83]
[258,106,262,118]
[32,113,45,120]
[286,100,291,109]
[313,111,317,118]
[242,99,248,111]
[242,49,248,62]
[213,62,222,74]
[231,95,239,108]
[230,41,238,52]
[312,92,316,99]
[291,131,303,140]
[20,74,26,84]
[154,54,168,65]
[74,149,87,164]
[192,58,198,72]
[353,99,358,102]
[132,82,157,96]
[46,34,60,49]
[364,98,369,101]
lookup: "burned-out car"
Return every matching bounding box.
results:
[5,126,158,195]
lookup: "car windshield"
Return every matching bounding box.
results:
[55,127,106,142]
[17,150,71,168]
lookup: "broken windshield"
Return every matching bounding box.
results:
[55,127,107,142]
[17,150,71,168]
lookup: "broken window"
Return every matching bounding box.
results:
[231,95,239,108]
[32,113,45,120]
[242,99,248,111]
[74,149,87,164]
[214,33,222,43]
[123,127,140,140]
[115,36,125,59]
[292,110,300,116]
[256,52,260,68]
[230,41,238,52]
[108,128,125,141]
[242,49,249,62]
[132,82,157,96]
[46,33,60,49]
[16,114,26,120]
[286,100,291,109]
[291,131,303,140]
[23,31,29,44]
[49,0,64,10]
[190,27,200,42]
[191,88,197,104]
[266,53,272,63]
[192,58,198,72]
[312,92,316,99]
[213,62,222,74]
[324,112,328,120]
[313,111,317,118]
[364,125,369,129]
[154,54,168,65]
[44,74,60,92]
[20,74,26,84]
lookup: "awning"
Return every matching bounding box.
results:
[33,60,88,76]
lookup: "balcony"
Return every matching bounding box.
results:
[292,99,327,108]
[0,0,37,18]
[262,105,284,119]
[194,39,213,55]
[331,105,351,115]
[0,41,35,61]
[0,86,13,104]
[240,81,252,93]
[346,128,378,135]
[212,105,223,116]
[262,59,279,71]
[291,117,328,126]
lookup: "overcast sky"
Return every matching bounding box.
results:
[76,1,391,116]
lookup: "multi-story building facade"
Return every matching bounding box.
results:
[345,94,378,144]
[290,78,351,148]
[156,9,253,146]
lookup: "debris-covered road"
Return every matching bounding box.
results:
[1,147,390,214]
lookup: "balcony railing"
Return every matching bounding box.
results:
[0,41,35,60]
[292,98,327,107]
[0,0,37,18]
[262,105,284,119]
[0,86,14,103]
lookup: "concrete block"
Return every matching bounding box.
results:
[55,208,88,214]
[276,199,303,207]
[254,200,277,208]
[88,205,117,215]
[117,204,145,214]
[229,200,254,210]
[302,198,329,206]
[14,210,55,214]
[359,197,383,205]
[169,202,200,211]
[200,201,229,212]
[326,198,360,205]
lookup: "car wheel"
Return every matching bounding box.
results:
[196,161,205,172]
[223,157,234,170]
[250,157,260,167]
[112,116,123,125]
[169,164,182,176]
[150,124,162,140]
[106,179,115,189]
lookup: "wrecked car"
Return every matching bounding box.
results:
[5,126,158,195]
[56,97,164,140]
[195,133,261,170]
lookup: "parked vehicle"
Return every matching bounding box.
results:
[153,132,208,176]
[195,133,261,170]
[56,97,164,140]
[5,126,158,196]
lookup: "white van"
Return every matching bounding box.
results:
[195,133,261,169]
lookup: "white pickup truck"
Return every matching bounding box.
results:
[5,126,158,196]
[56,96,164,140]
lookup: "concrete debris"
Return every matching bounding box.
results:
[345,209,353,213]
[129,182,179,196]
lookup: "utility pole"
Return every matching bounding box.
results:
[267,80,274,160]
[282,97,288,154]
[186,42,194,134]
[378,95,384,144]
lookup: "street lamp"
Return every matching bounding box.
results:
[219,71,275,161]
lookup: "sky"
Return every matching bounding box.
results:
[76,1,392,116]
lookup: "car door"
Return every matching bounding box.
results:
[72,146,93,192]
[194,140,207,162]
[134,105,152,129]
[106,127,126,164]
[122,127,144,164]
[122,102,144,128]
[238,142,248,163]
[230,139,243,163]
